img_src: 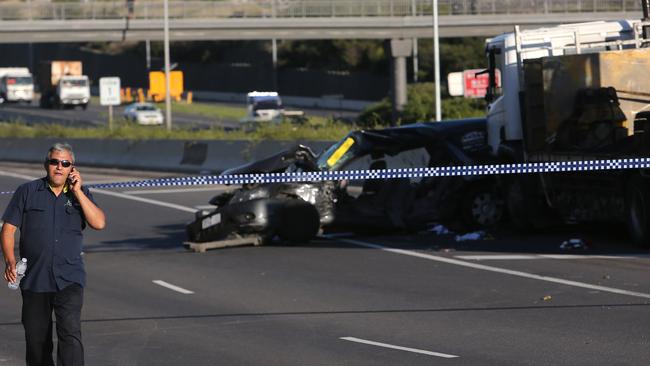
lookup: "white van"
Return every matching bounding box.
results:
[242,91,284,123]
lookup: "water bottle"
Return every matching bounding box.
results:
[8,258,27,290]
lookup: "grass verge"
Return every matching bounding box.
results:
[0,120,351,141]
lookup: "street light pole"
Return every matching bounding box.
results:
[412,0,418,82]
[432,0,441,121]
[163,0,172,131]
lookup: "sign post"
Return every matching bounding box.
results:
[462,69,501,98]
[446,69,502,98]
[99,77,121,130]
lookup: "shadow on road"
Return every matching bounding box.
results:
[84,223,187,253]
[307,222,650,256]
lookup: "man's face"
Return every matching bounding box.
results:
[46,150,74,188]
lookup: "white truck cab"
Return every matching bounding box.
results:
[57,75,90,109]
[242,91,284,123]
[484,20,642,154]
[0,67,34,103]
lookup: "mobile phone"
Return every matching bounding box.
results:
[68,167,76,183]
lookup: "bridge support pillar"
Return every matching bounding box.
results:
[387,39,411,126]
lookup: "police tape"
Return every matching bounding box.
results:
[1,157,649,195]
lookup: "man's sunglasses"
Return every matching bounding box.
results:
[47,159,73,168]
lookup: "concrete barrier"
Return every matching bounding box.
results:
[0,138,336,174]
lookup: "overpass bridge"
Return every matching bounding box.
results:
[0,0,643,43]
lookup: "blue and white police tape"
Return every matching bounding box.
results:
[2,157,649,195]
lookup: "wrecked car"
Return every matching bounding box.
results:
[186,119,504,244]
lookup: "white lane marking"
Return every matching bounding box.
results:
[456,254,539,260]
[152,280,194,294]
[123,187,224,195]
[455,254,649,261]
[340,337,459,359]
[0,171,197,213]
[0,171,38,181]
[339,238,650,300]
[539,254,650,259]
[194,205,217,210]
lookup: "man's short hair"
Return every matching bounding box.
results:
[46,143,75,164]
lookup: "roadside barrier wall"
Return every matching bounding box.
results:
[0,138,335,174]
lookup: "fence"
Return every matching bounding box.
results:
[0,0,640,20]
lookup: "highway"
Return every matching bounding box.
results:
[0,162,648,365]
[0,101,356,130]
[0,102,239,130]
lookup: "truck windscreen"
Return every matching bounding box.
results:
[6,77,33,85]
[253,99,281,110]
[61,79,87,87]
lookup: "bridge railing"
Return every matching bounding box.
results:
[0,0,640,21]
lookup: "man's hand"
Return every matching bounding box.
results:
[4,261,16,283]
[70,171,106,230]
[1,223,17,283]
[68,167,83,193]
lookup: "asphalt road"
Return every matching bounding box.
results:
[0,101,240,130]
[0,100,358,130]
[0,162,648,366]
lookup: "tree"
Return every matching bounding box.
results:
[357,83,486,128]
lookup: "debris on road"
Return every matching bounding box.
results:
[541,295,553,301]
[455,231,486,242]
[429,224,452,235]
[184,236,263,253]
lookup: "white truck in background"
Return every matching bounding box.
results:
[38,61,90,110]
[241,91,305,123]
[0,67,34,104]
[482,1,650,246]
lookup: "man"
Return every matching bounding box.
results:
[2,143,105,366]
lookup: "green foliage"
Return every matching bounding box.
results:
[87,37,487,98]
[277,40,388,73]
[156,100,247,120]
[442,97,487,119]
[403,83,436,122]
[86,37,486,84]
[355,99,392,128]
[417,37,486,83]
[0,120,350,142]
[357,82,487,127]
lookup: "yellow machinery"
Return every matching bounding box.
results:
[148,71,183,102]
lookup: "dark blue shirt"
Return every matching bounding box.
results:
[2,177,97,292]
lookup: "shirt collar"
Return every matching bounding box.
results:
[41,177,69,194]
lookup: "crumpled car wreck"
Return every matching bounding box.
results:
[186,119,503,245]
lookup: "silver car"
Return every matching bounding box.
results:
[123,102,164,125]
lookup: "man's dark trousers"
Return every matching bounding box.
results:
[21,284,84,366]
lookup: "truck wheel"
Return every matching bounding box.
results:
[625,177,650,247]
[278,199,320,244]
[461,183,504,229]
[82,104,88,110]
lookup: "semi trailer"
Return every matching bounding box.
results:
[484,1,650,246]
[38,61,90,109]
